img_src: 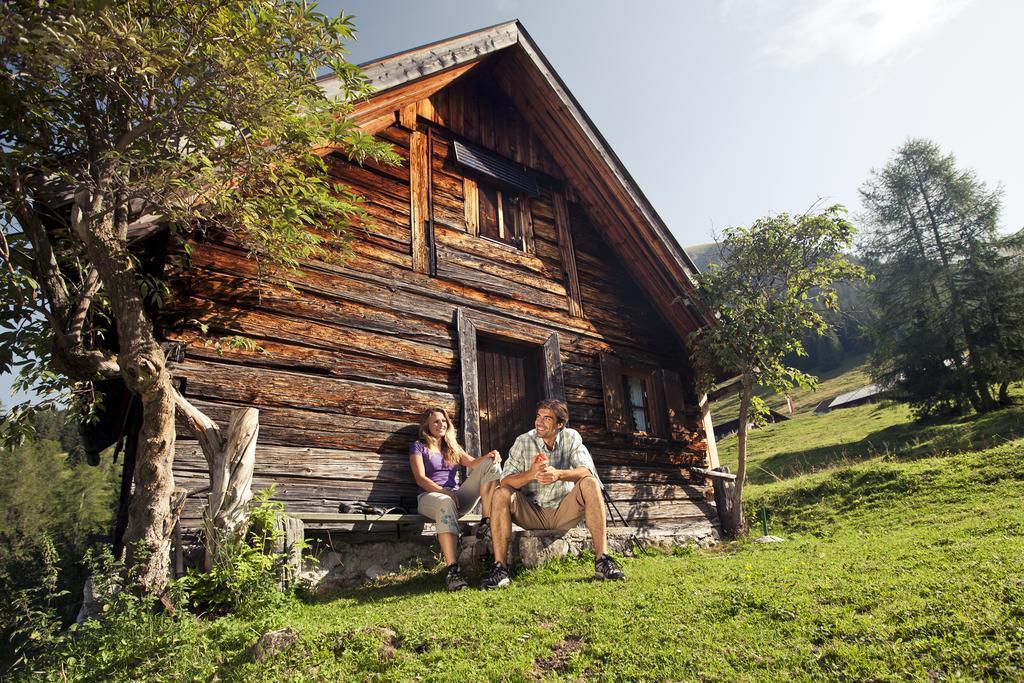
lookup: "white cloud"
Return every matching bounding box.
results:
[733,0,973,69]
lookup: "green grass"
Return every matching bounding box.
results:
[718,381,1024,485]
[712,353,875,423]
[31,380,1024,682]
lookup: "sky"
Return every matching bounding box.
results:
[3,0,1022,406]
[327,0,1023,246]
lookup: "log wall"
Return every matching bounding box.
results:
[166,68,712,529]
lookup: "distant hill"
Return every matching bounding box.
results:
[683,242,725,271]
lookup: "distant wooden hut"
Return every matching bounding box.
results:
[162,21,721,539]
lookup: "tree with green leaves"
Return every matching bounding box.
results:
[859,139,1020,415]
[689,206,864,535]
[0,1,399,593]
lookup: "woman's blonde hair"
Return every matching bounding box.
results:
[418,407,465,466]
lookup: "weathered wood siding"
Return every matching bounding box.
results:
[166,68,711,528]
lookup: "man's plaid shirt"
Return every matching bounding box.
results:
[501,427,600,508]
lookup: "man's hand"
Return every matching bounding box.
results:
[529,453,548,480]
[485,449,502,465]
[536,465,560,485]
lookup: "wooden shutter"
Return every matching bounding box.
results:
[659,368,689,441]
[463,177,479,236]
[646,370,667,438]
[599,352,629,434]
[542,332,566,402]
[457,309,481,457]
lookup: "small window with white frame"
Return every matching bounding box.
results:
[621,373,652,434]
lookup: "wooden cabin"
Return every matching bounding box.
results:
[164,21,722,540]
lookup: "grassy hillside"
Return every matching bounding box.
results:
[35,386,1024,681]
[711,353,875,424]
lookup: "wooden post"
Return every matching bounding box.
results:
[542,332,566,402]
[710,468,737,538]
[275,515,305,587]
[699,393,720,469]
[456,308,481,458]
[694,466,738,538]
[173,391,260,571]
[409,126,430,274]
[210,408,259,530]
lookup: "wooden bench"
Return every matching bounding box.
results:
[284,511,483,544]
[297,511,481,527]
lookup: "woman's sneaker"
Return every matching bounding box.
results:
[594,554,625,581]
[480,561,510,589]
[445,564,468,592]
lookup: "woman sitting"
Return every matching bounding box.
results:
[410,406,502,591]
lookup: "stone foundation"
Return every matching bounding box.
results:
[300,520,718,593]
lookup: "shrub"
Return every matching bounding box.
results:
[175,487,294,618]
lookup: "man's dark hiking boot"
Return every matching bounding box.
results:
[481,561,510,589]
[445,564,468,592]
[594,554,625,581]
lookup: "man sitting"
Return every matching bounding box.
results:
[482,398,625,588]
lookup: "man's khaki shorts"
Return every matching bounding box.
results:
[509,476,597,531]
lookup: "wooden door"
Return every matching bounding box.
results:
[476,337,541,457]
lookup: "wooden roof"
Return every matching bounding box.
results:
[318,20,710,342]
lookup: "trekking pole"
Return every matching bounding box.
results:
[602,487,650,556]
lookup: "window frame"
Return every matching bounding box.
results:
[477,182,524,249]
[621,372,655,436]
[463,174,533,253]
[599,352,690,441]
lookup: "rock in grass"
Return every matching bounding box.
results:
[251,627,300,661]
[753,535,786,543]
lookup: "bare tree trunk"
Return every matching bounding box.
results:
[723,373,753,538]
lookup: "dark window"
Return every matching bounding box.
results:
[478,183,522,248]
[599,352,691,440]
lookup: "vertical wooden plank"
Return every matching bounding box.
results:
[542,333,566,403]
[398,103,417,130]
[463,177,479,236]
[488,348,501,453]
[699,393,720,469]
[481,100,495,151]
[496,191,505,241]
[429,89,447,127]
[645,370,666,439]
[511,355,524,438]
[659,368,689,442]
[409,128,430,274]
[481,346,490,453]
[448,83,463,134]
[464,90,478,143]
[599,352,628,434]
[416,97,436,123]
[426,127,437,277]
[495,105,510,159]
[519,196,535,253]
[552,192,585,318]
[457,308,481,458]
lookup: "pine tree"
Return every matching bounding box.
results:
[859,139,1013,415]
